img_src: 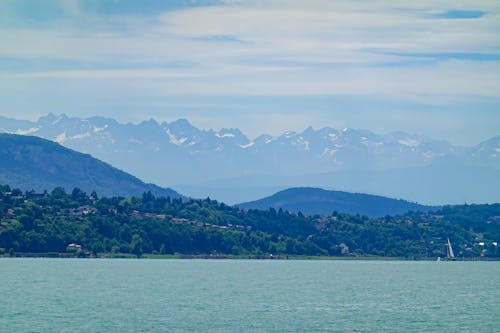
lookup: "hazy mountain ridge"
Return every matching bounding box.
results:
[237,187,436,217]
[0,133,182,198]
[2,113,496,171]
[1,114,498,204]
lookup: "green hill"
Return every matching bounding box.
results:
[0,134,181,198]
[238,187,435,217]
[0,185,498,258]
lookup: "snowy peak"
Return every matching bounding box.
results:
[254,134,274,145]
[0,114,498,189]
[165,118,199,137]
[215,128,249,145]
[138,118,159,128]
[474,135,500,151]
[469,135,500,168]
[162,118,202,147]
[0,114,492,159]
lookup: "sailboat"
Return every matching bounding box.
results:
[446,238,456,261]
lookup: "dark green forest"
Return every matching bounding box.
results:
[1,184,499,259]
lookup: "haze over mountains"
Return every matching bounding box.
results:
[1,113,499,204]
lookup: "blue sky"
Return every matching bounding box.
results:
[0,0,499,145]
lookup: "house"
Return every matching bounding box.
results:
[69,205,97,216]
[26,190,46,199]
[66,243,82,251]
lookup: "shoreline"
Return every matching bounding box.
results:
[2,253,499,261]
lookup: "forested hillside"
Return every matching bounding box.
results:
[0,184,498,259]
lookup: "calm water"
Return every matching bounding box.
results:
[1,259,499,332]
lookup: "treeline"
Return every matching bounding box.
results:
[0,184,499,258]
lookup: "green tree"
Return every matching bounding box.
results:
[130,234,144,257]
[71,187,87,202]
[51,187,66,199]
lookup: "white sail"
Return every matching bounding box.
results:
[447,238,455,259]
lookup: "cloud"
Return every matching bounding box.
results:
[0,0,499,102]
[4,1,500,59]
[7,58,499,104]
[10,69,201,79]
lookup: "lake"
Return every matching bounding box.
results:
[1,259,499,332]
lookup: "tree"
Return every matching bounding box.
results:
[142,191,155,203]
[0,185,11,193]
[11,188,23,197]
[51,187,66,199]
[130,234,144,257]
[71,187,87,202]
[90,191,99,202]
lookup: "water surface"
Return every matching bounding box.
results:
[1,259,499,332]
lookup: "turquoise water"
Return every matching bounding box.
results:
[1,259,499,332]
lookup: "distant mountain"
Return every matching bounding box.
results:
[0,133,182,198]
[468,135,500,169]
[238,187,435,217]
[194,159,500,205]
[1,113,498,204]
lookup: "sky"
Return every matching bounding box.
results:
[0,0,499,145]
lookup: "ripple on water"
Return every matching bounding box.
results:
[0,259,499,332]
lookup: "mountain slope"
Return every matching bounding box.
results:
[0,133,182,198]
[237,187,435,217]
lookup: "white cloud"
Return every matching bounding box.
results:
[8,58,498,104]
[0,0,499,102]
[10,69,201,79]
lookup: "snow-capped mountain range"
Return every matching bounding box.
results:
[1,113,499,204]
